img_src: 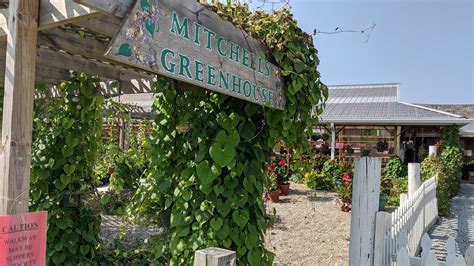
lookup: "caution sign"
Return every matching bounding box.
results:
[0,211,47,266]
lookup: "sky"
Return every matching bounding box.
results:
[249,0,474,104]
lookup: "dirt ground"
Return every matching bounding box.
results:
[264,183,351,265]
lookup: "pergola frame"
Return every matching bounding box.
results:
[0,0,173,215]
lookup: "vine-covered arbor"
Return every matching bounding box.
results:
[0,0,326,264]
[0,0,162,215]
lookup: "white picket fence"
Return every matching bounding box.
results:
[374,176,438,265]
[396,231,474,266]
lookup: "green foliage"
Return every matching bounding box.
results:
[440,126,461,148]
[440,146,463,196]
[381,156,408,206]
[421,149,462,217]
[385,176,408,206]
[130,3,326,264]
[30,73,103,265]
[383,156,407,180]
[420,126,463,216]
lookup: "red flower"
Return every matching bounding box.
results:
[278,159,287,167]
[271,156,276,161]
[267,163,276,173]
[342,173,352,184]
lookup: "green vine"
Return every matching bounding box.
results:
[30,73,103,265]
[132,3,327,265]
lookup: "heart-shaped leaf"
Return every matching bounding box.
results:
[210,218,223,231]
[196,160,217,185]
[232,210,249,228]
[116,43,132,57]
[217,112,239,132]
[213,185,224,196]
[62,145,74,157]
[146,18,155,36]
[65,135,80,148]
[223,238,232,248]
[243,176,255,193]
[216,224,230,240]
[215,130,240,147]
[64,164,75,176]
[216,198,231,217]
[209,143,235,167]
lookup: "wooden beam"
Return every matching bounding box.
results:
[0,0,100,38]
[0,0,40,214]
[74,0,133,18]
[73,15,121,36]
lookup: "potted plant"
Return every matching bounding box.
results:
[345,145,354,154]
[311,133,321,142]
[362,148,371,156]
[264,173,279,202]
[321,133,330,141]
[406,140,415,149]
[278,174,291,195]
[376,140,388,153]
[379,178,392,211]
[337,173,352,212]
[269,156,291,195]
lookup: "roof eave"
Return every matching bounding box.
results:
[318,119,471,126]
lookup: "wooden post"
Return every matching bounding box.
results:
[194,248,236,266]
[374,211,392,266]
[396,126,401,156]
[0,0,40,215]
[400,193,408,205]
[349,157,382,266]
[408,163,421,197]
[330,123,336,160]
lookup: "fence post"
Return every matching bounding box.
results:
[400,193,408,205]
[374,211,391,266]
[194,248,236,266]
[428,145,437,157]
[349,157,382,266]
[408,163,421,197]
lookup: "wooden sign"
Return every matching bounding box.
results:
[0,211,47,265]
[105,0,285,109]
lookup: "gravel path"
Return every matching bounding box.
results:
[100,215,162,249]
[264,183,351,265]
[428,183,474,261]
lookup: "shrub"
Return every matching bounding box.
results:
[440,146,463,196]
[383,156,407,180]
[421,152,461,216]
[385,176,408,206]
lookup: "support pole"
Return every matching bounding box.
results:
[330,123,336,160]
[408,163,421,197]
[396,126,401,156]
[349,157,382,266]
[0,0,40,214]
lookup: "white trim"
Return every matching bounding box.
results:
[319,118,470,126]
[328,83,400,89]
[400,102,464,118]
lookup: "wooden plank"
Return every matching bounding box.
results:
[374,211,391,266]
[0,0,100,38]
[73,15,121,36]
[36,46,152,93]
[74,0,133,18]
[349,157,382,266]
[0,0,39,214]
[105,0,286,109]
[40,27,109,60]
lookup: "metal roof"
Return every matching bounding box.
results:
[319,84,470,126]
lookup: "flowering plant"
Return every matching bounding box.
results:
[268,156,290,184]
[336,172,353,212]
